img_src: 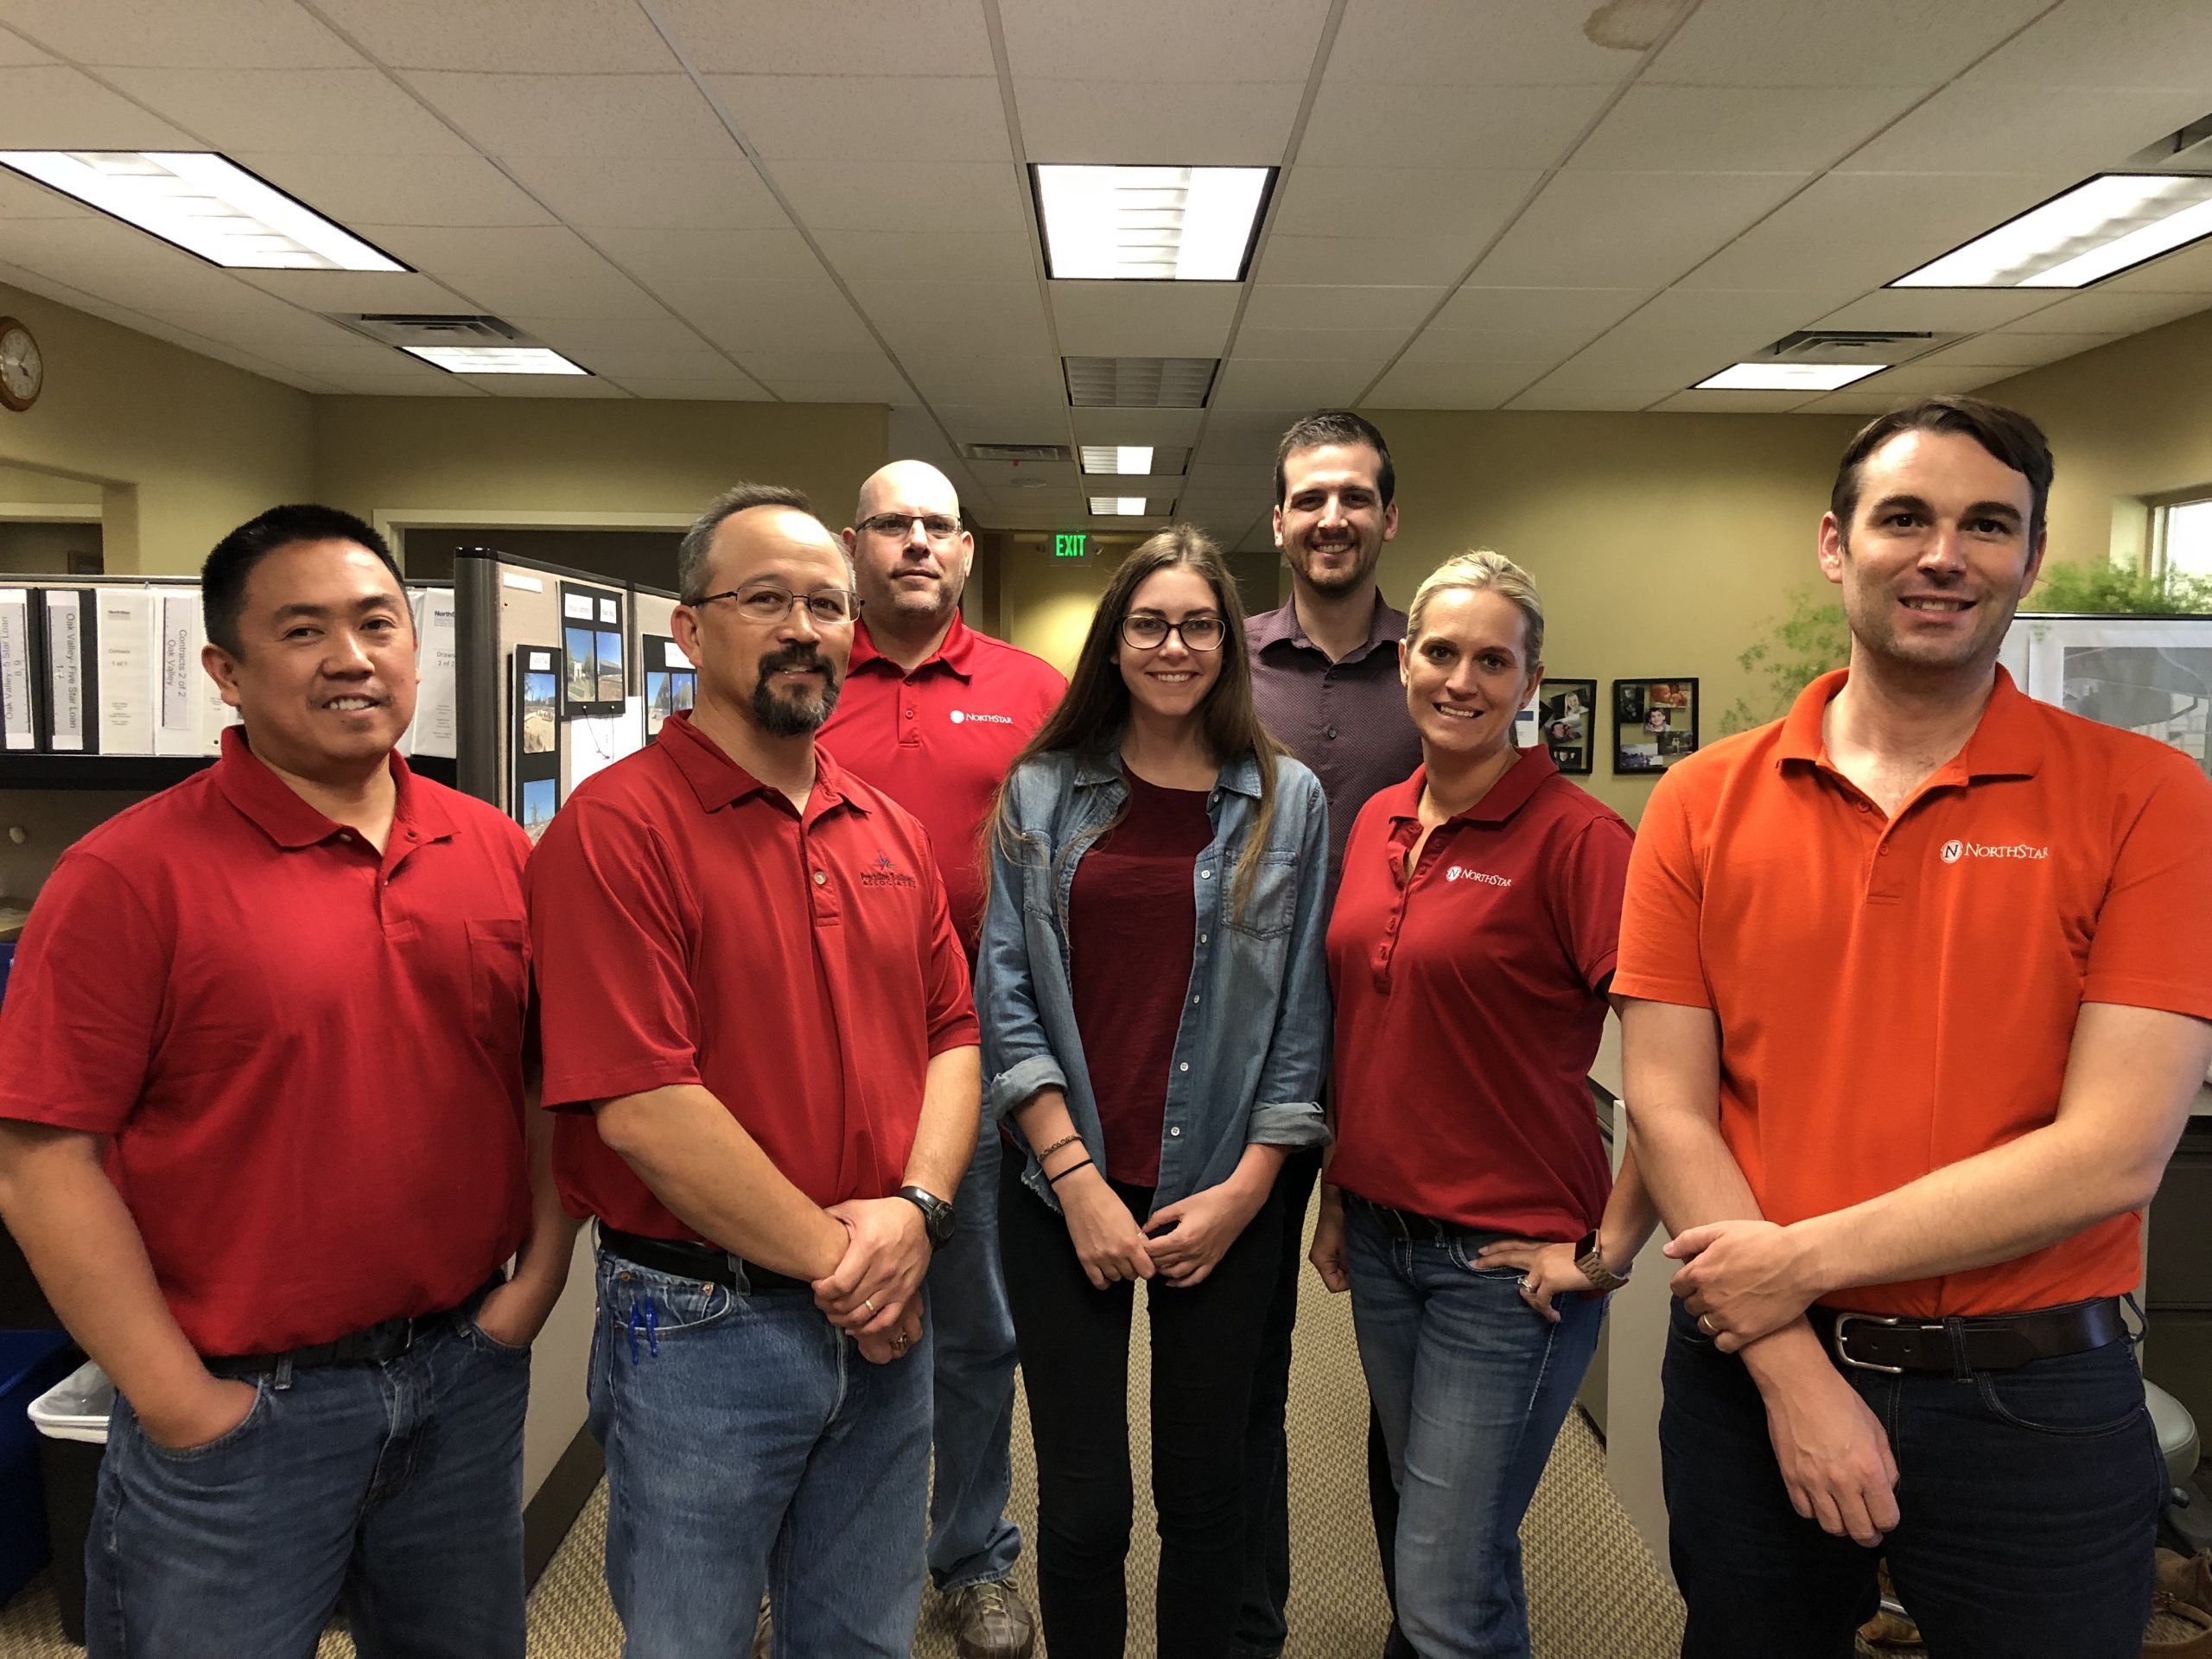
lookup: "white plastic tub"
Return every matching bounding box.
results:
[28,1358,111,1446]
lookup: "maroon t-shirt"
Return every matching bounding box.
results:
[1068,770,1213,1185]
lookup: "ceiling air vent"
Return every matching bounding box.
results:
[1064,356,1218,408]
[1765,329,1955,364]
[337,315,526,347]
[963,442,1072,462]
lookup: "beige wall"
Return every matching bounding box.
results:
[0,280,313,574]
[1982,306,2212,571]
[312,397,888,561]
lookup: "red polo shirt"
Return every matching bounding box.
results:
[1614,668,2212,1318]
[817,613,1065,950]
[1327,750,1632,1238]
[528,711,979,1237]
[0,729,533,1356]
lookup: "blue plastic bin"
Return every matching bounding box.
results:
[1,1330,79,1608]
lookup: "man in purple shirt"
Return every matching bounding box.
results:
[1237,410,1422,1659]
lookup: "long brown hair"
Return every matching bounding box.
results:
[989,524,1287,922]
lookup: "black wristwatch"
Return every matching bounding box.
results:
[896,1185,957,1249]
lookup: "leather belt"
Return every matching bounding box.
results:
[1812,1296,2127,1376]
[205,1273,503,1377]
[1351,1194,1484,1243]
[598,1224,810,1294]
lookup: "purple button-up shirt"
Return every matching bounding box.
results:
[1247,594,1425,898]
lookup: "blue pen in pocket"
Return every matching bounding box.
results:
[626,1296,661,1363]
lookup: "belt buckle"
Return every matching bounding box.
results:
[1831,1312,1904,1374]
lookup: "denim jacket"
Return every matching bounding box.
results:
[976,746,1333,1217]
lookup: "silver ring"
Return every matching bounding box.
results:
[1519,1276,1535,1293]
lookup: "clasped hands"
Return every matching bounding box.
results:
[1664,1216,1824,1351]
[810,1198,929,1364]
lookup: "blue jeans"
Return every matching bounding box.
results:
[1346,1201,1603,1659]
[928,1122,1023,1592]
[86,1315,529,1659]
[1662,1297,2164,1659]
[589,1247,933,1658]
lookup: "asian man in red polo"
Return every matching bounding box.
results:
[527,482,981,1657]
[0,505,575,1659]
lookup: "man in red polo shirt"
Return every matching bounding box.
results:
[1617,397,2212,1658]
[0,505,574,1659]
[528,482,981,1658]
[818,459,1063,1659]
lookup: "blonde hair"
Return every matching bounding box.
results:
[1408,549,1544,664]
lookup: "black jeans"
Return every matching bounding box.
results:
[1662,1298,2164,1659]
[1001,1157,1282,1659]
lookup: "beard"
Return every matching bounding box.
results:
[751,644,841,736]
[1289,534,1381,595]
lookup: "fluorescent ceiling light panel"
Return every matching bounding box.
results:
[1694,363,1886,391]
[1891,174,2212,289]
[1090,497,1149,516]
[1035,165,1271,281]
[0,150,404,271]
[402,346,588,376]
[1081,445,1155,474]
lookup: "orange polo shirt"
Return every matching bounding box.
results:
[1614,668,2212,1319]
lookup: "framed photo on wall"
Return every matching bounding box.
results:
[511,644,563,844]
[1612,677,1699,774]
[640,632,697,740]
[559,582,626,717]
[1535,678,1596,774]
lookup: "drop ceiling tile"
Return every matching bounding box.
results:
[153,299,384,353]
[735,349,913,403]
[1570,85,1925,172]
[1212,359,1374,410]
[1840,86,2212,174]
[1197,409,1321,464]
[402,73,731,160]
[1365,359,1551,409]
[1,0,361,68]
[1235,326,1414,363]
[652,0,995,76]
[671,282,880,354]
[772,161,1027,235]
[355,228,672,320]
[1017,79,1299,166]
[1843,364,2005,397]
[1812,289,2068,332]
[1243,284,1445,332]
[814,228,1034,286]
[0,66,198,147]
[1274,164,1540,234]
[235,269,475,312]
[0,30,54,67]
[601,377,776,401]
[899,353,1067,404]
[1629,285,1863,336]
[1001,0,1329,81]
[1324,0,1652,87]
[503,153,791,232]
[1070,408,1205,447]
[465,373,634,397]
[1800,387,1941,414]
[1184,461,1270,489]
[1968,0,2212,92]
[1299,81,1613,169]
[101,67,475,155]
[586,226,825,285]
[319,371,491,396]
[1255,232,1497,288]
[931,403,1078,441]
[0,169,88,218]
[1645,0,2050,89]
[708,75,1008,164]
[236,153,555,228]
[2096,239,2212,295]
[1912,332,2119,367]
[847,280,1053,355]
[1651,388,1823,413]
[1050,282,1239,358]
[1676,170,2070,292]
[2002,290,2209,334]
[1472,169,1805,289]
[1422,284,1654,352]
[1505,380,1679,410]
[310,0,679,73]
[578,347,755,380]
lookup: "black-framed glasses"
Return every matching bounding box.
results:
[695,585,861,626]
[858,512,963,541]
[1121,613,1225,652]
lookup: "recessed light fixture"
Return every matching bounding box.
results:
[1034,165,1273,281]
[1080,445,1155,475]
[0,150,405,271]
[1065,357,1219,408]
[402,346,589,376]
[1891,174,2212,289]
[1694,363,1887,391]
[1090,496,1150,516]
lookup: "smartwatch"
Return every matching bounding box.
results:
[1575,1231,1631,1294]
[896,1185,957,1249]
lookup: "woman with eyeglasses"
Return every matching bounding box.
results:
[1307,550,1658,1659]
[976,525,1332,1659]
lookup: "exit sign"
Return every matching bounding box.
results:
[1054,532,1087,558]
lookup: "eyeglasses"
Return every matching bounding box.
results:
[858,512,963,542]
[1121,613,1225,652]
[695,586,861,626]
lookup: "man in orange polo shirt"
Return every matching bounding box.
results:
[1616,396,2212,1659]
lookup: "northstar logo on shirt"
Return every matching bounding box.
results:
[1445,866,1512,887]
[862,852,919,888]
[1939,838,2050,864]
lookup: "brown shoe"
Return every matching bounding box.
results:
[945,1579,1036,1659]
[2162,1549,2212,1618]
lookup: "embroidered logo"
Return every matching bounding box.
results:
[1940,838,2048,865]
[1445,866,1512,887]
[861,852,918,889]
[950,709,1013,726]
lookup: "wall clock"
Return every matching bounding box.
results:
[0,317,41,412]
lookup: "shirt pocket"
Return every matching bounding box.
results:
[465,918,530,1057]
[1225,849,1300,939]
